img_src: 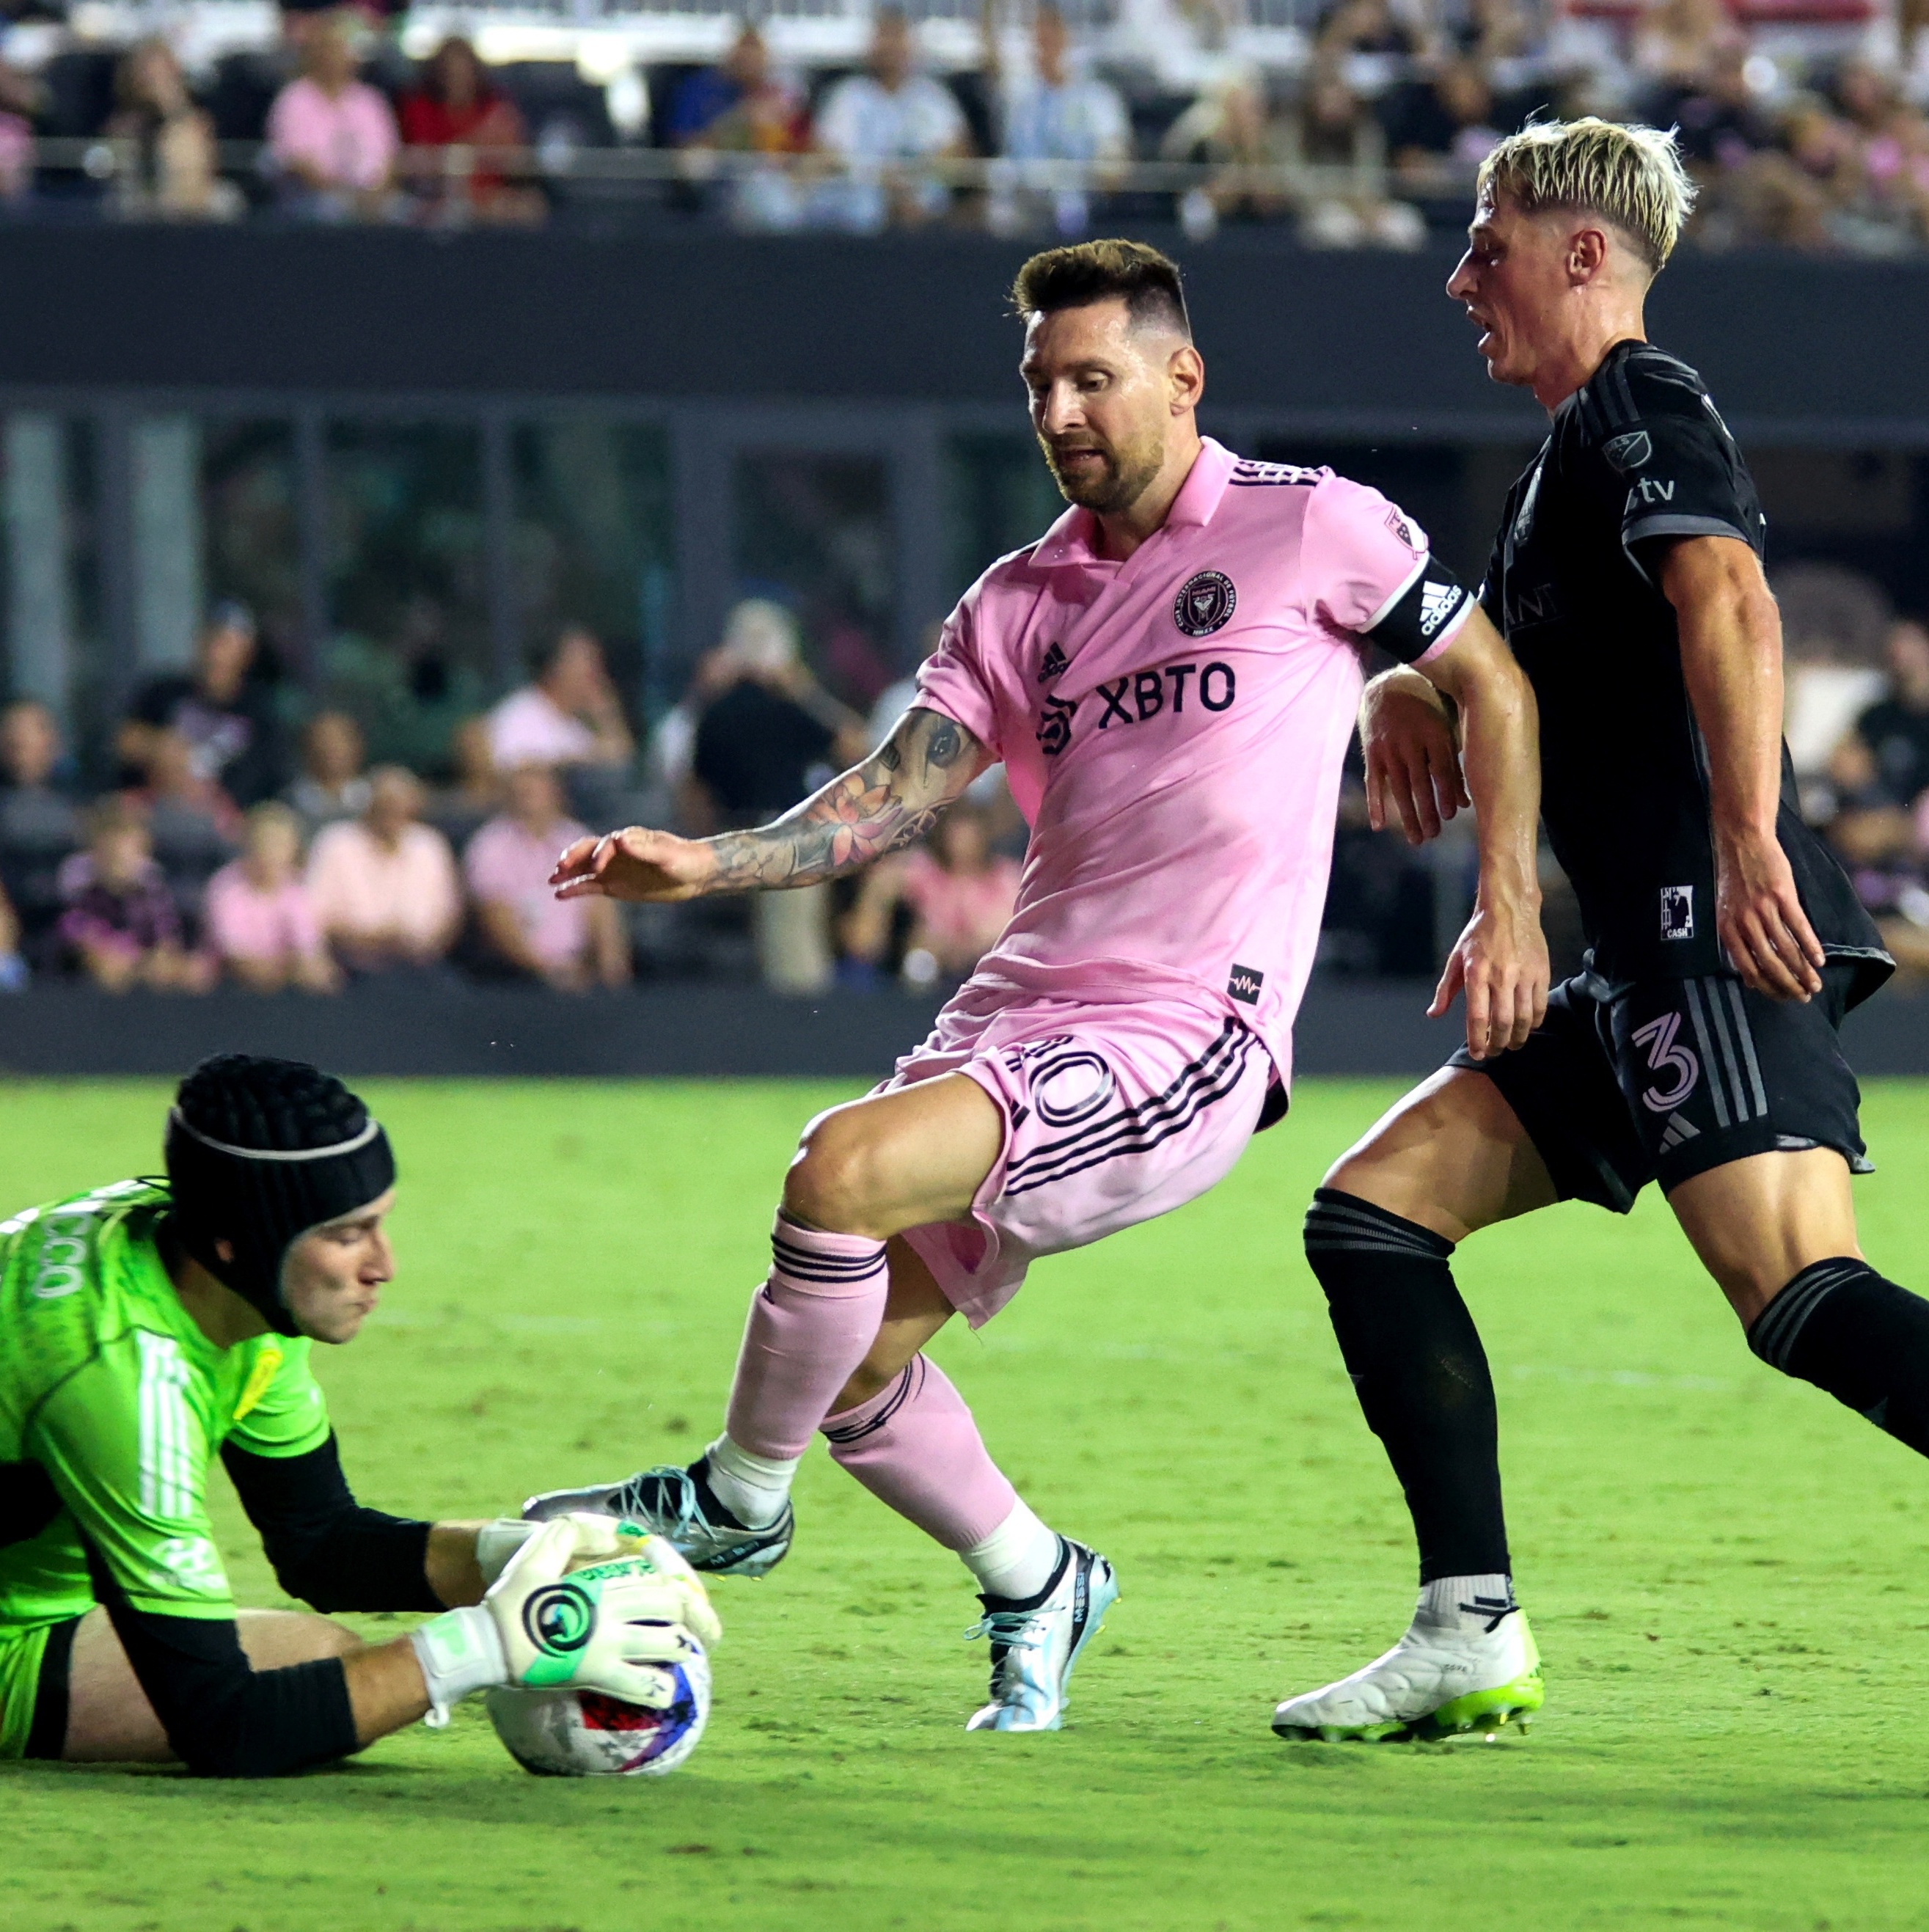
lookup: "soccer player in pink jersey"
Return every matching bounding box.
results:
[528,240,1548,1734]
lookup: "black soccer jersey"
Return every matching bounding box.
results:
[1480,338,1890,997]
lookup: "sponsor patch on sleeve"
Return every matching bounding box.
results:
[1366,557,1471,664]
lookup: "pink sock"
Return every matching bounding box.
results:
[821,1355,1017,1551]
[722,1215,890,1460]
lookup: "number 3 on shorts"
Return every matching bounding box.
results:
[1632,1010,1699,1113]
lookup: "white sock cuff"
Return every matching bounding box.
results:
[1414,1573,1517,1630]
[960,1498,1060,1601]
[707,1432,802,1488]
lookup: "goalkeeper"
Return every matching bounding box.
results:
[0,1053,716,1777]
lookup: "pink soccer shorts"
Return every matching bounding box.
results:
[883,986,1273,1328]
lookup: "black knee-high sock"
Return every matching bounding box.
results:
[1748,1259,1929,1455]
[1303,1188,1509,1584]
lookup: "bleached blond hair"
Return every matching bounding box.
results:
[1476,118,1697,276]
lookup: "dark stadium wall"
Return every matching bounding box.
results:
[0,227,1924,439]
[3,981,1927,1079]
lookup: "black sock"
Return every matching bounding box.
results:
[1303,1188,1510,1584]
[687,1457,747,1530]
[1748,1259,1929,1455]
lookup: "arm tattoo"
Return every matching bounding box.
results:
[705,708,984,893]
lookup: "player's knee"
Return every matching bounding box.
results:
[235,1609,364,1668]
[783,1109,890,1235]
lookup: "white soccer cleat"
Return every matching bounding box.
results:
[964,1538,1119,1733]
[1273,1592,1543,1743]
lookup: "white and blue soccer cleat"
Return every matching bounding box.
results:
[522,1463,794,1578]
[964,1538,1119,1732]
[1271,1587,1542,1743]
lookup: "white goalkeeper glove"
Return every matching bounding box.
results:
[411,1513,721,1725]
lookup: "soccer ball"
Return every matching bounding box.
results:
[485,1637,711,1777]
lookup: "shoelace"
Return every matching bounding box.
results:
[964,1609,1044,1653]
[623,1468,706,1537]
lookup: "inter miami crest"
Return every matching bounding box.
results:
[1174,570,1236,638]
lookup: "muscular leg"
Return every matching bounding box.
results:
[62,1607,362,1763]
[1275,1069,1554,1738]
[700,1074,1056,1595]
[1667,1147,1861,1328]
[1671,1149,1929,1456]
[1327,1066,1558,1238]
[1311,1067,1553,1587]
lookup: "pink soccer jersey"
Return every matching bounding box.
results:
[915,436,1472,1085]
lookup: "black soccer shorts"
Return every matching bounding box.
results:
[1445,965,1871,1212]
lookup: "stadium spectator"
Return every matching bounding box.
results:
[486,626,634,774]
[667,23,806,151]
[305,765,461,976]
[1658,41,1776,177]
[285,709,372,834]
[687,602,868,828]
[984,2,1131,237]
[663,22,810,228]
[56,802,214,993]
[464,763,631,991]
[1314,0,1429,74]
[1160,74,1291,231]
[1631,0,1735,92]
[838,799,1020,987]
[811,7,973,232]
[123,727,242,930]
[203,801,340,994]
[425,714,500,850]
[1386,60,1507,188]
[0,56,39,205]
[106,38,243,222]
[0,700,82,959]
[1281,58,1424,248]
[689,600,868,992]
[1853,619,1929,808]
[266,8,400,221]
[0,879,26,991]
[397,36,543,225]
[120,601,287,808]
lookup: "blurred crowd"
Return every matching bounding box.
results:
[14,570,1929,1001]
[1783,571,1929,981]
[0,0,1925,247]
[0,595,1024,1000]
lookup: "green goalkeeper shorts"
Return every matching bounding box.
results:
[0,1617,77,1760]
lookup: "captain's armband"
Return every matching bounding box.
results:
[1364,556,1474,666]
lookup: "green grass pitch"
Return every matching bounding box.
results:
[7,1074,1929,1932]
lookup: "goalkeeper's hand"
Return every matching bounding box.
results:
[411,1513,720,1723]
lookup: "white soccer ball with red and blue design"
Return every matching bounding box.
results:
[485,1639,711,1777]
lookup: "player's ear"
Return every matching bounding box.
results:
[1168,343,1205,414]
[1567,224,1609,284]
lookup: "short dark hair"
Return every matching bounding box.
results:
[1011,239,1190,339]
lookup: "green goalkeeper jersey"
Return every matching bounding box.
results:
[0,1179,333,1636]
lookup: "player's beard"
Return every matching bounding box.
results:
[1039,426,1166,516]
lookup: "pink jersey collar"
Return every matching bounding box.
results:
[1027,437,1238,570]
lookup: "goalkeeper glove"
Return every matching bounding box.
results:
[410,1513,720,1725]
